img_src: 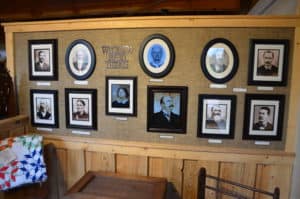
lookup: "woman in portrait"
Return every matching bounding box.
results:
[112,87,129,108]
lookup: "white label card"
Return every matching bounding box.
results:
[74,80,89,85]
[37,82,51,86]
[209,84,227,89]
[208,139,223,144]
[159,135,174,139]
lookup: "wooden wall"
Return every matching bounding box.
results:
[43,134,294,199]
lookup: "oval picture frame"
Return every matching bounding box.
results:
[65,39,96,80]
[139,34,175,78]
[201,38,239,83]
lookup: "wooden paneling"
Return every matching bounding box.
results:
[255,164,292,199]
[116,154,148,176]
[182,160,219,199]
[56,149,68,196]
[66,149,86,189]
[149,157,183,196]
[219,162,256,199]
[85,151,115,172]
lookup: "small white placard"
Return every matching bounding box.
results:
[115,117,128,121]
[149,78,164,82]
[37,127,53,132]
[74,80,89,85]
[257,86,274,91]
[233,87,247,93]
[209,84,227,89]
[36,82,51,86]
[255,141,270,146]
[159,135,174,139]
[208,139,223,144]
[72,130,91,135]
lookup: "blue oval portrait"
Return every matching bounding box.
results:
[147,44,166,68]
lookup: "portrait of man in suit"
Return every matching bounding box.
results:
[257,50,279,76]
[205,104,227,130]
[36,99,51,120]
[34,50,50,72]
[209,48,229,73]
[73,49,88,73]
[253,106,274,131]
[151,94,181,129]
[148,44,165,68]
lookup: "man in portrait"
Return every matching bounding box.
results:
[73,49,88,73]
[35,50,50,72]
[253,106,274,131]
[36,100,51,120]
[72,99,89,121]
[151,95,180,129]
[257,50,278,76]
[210,48,228,73]
[205,104,226,129]
[149,44,164,68]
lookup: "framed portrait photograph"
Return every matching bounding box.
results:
[106,76,137,116]
[65,39,96,80]
[197,95,236,139]
[147,86,188,134]
[28,39,58,80]
[139,34,175,78]
[201,38,239,83]
[30,89,59,128]
[65,88,97,130]
[243,94,285,140]
[248,39,289,86]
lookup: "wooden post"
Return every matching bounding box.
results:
[198,167,206,199]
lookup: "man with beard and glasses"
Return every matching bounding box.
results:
[149,45,164,68]
[206,105,226,129]
[253,106,273,131]
[257,50,278,76]
[152,95,180,129]
[37,101,51,120]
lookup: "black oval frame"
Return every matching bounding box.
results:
[201,38,239,84]
[65,39,96,80]
[139,34,175,78]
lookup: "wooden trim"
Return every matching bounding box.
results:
[2,15,300,33]
[43,134,295,165]
[4,32,14,81]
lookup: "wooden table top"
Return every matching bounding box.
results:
[63,171,167,199]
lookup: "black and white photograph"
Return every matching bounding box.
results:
[201,38,239,83]
[248,39,289,86]
[147,86,187,133]
[197,95,236,139]
[28,39,58,80]
[139,34,175,78]
[65,39,96,80]
[30,89,59,128]
[243,94,285,140]
[65,88,97,129]
[106,76,137,116]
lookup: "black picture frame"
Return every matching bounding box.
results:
[197,94,236,139]
[243,94,285,141]
[65,39,96,80]
[106,76,137,116]
[201,38,239,84]
[147,86,188,134]
[248,39,289,86]
[65,88,97,130]
[139,34,175,78]
[30,89,59,128]
[28,39,58,81]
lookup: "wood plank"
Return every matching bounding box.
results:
[285,27,300,153]
[66,149,86,189]
[182,160,219,199]
[219,162,256,199]
[149,157,183,196]
[85,151,115,172]
[116,154,148,176]
[255,164,292,199]
[56,148,68,196]
[3,16,300,33]
[43,135,295,165]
